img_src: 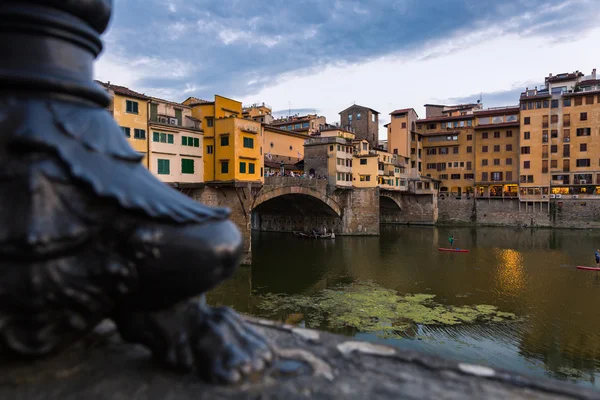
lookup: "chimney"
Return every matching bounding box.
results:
[593,68,597,79]
[548,73,552,78]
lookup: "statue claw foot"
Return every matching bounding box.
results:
[182,304,274,384]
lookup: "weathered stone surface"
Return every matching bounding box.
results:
[438,197,600,229]
[381,192,438,225]
[2,318,597,400]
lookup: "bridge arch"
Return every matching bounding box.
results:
[252,186,342,217]
[380,194,402,211]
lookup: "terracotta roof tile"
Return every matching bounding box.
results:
[95,80,149,100]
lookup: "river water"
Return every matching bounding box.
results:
[207,226,600,389]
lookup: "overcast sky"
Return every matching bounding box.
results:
[96,0,599,138]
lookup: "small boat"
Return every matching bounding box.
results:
[293,231,335,239]
[438,248,470,253]
[576,266,600,271]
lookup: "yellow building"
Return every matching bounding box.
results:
[417,110,477,196]
[374,149,408,191]
[148,97,204,187]
[518,69,600,200]
[243,102,273,124]
[183,95,263,185]
[97,81,150,167]
[263,125,306,164]
[473,106,520,198]
[352,140,378,188]
[304,132,355,187]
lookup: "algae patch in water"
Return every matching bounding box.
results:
[257,282,517,338]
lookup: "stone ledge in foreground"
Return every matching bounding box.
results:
[0,317,597,400]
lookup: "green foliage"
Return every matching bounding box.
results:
[256,281,517,339]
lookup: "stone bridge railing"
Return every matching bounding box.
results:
[264,176,329,191]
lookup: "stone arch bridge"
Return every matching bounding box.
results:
[189,177,437,263]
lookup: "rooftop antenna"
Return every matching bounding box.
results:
[288,101,291,118]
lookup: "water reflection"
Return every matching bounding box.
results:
[207,226,600,389]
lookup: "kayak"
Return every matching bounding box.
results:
[576,266,600,271]
[438,248,470,253]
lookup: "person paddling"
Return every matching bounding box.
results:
[449,235,455,249]
[595,249,600,267]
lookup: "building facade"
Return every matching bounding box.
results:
[97,81,150,167]
[339,104,380,148]
[148,97,204,187]
[184,95,263,185]
[270,114,326,136]
[263,125,306,165]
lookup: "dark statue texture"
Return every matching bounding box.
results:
[0,0,273,384]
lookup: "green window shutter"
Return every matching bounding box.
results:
[175,109,183,126]
[249,163,255,174]
[150,103,158,121]
[159,133,166,142]
[126,100,132,113]
[221,161,229,174]
[239,162,246,173]
[165,159,170,174]
[133,102,139,114]
[194,138,199,147]
[182,136,187,146]
[153,132,159,142]
[168,134,174,144]
[181,159,195,174]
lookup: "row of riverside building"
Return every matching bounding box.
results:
[98,68,600,201]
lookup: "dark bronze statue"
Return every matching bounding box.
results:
[0,0,272,384]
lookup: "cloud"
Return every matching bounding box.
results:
[97,0,599,102]
[447,82,545,109]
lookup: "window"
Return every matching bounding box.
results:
[482,146,488,153]
[575,97,582,106]
[482,132,488,139]
[491,172,503,181]
[467,120,473,127]
[182,136,199,147]
[576,159,591,168]
[157,159,170,175]
[125,100,139,114]
[467,134,473,141]
[249,163,255,174]
[563,159,570,172]
[564,98,571,107]
[121,127,131,137]
[551,145,558,153]
[551,129,558,138]
[506,131,513,138]
[494,145,500,152]
[506,158,513,165]
[535,101,542,109]
[221,161,229,174]
[564,129,571,141]
[542,115,549,128]
[206,145,213,154]
[551,99,559,108]
[153,132,173,143]
[348,114,353,121]
[239,162,246,173]
[372,114,376,122]
[427,149,437,155]
[453,147,459,154]
[563,144,570,157]
[577,128,591,136]
[580,112,588,121]
[294,124,301,129]
[360,159,367,165]
[428,123,436,129]
[551,160,558,168]
[586,95,594,105]
[524,131,530,140]
[481,172,489,181]
[506,144,513,151]
[524,117,530,125]
[493,159,500,166]
[302,122,309,128]
[466,146,472,153]
[206,118,214,128]
[494,131,500,138]
[521,147,530,154]
[580,143,588,152]
[181,159,194,174]
[482,159,488,166]
[356,113,361,120]
[551,115,558,124]
[243,137,254,148]
[466,161,472,170]
[506,171,513,181]
[401,122,406,128]
[543,100,550,108]
[464,173,474,179]
[542,160,548,173]
[524,161,530,169]
[451,174,461,180]
[221,136,230,146]
[563,114,571,127]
